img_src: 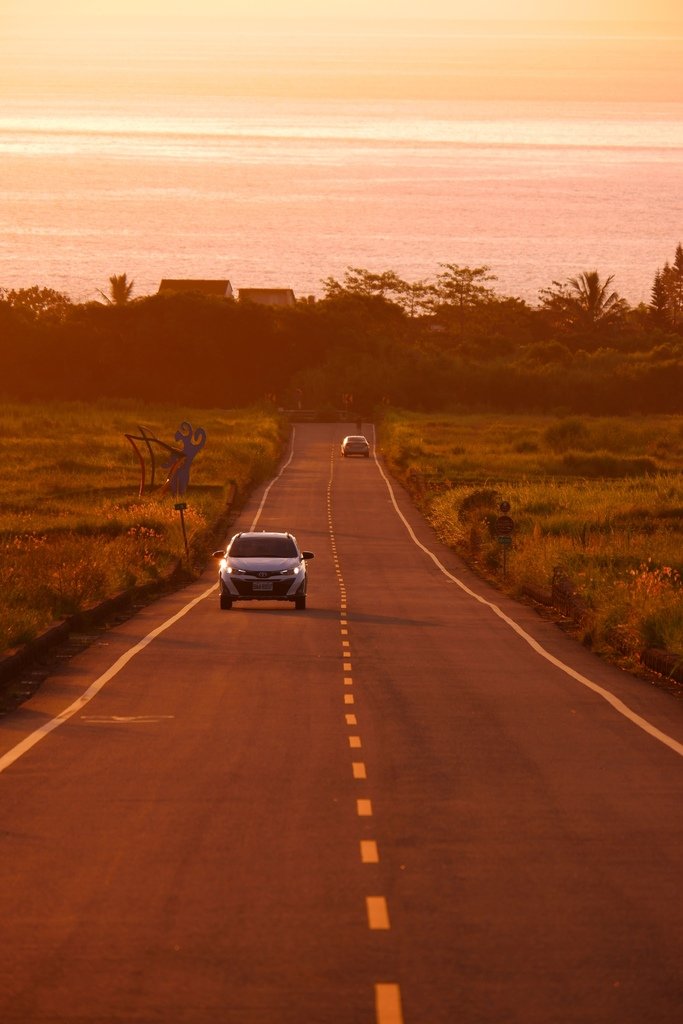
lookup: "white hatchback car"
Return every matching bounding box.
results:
[341,435,370,458]
[213,531,314,610]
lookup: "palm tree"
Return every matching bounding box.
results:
[99,273,134,305]
[540,270,627,334]
[566,271,627,330]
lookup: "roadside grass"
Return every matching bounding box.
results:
[379,411,683,661]
[0,400,287,653]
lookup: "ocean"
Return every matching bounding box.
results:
[1,21,682,307]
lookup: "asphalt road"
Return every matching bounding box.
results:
[1,422,683,1024]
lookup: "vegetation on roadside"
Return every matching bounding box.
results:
[0,401,286,653]
[379,411,683,662]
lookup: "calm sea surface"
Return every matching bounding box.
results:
[1,32,682,305]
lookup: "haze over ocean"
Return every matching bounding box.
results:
[1,17,681,305]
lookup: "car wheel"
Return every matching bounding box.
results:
[295,594,306,610]
[219,588,232,610]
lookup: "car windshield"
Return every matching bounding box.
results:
[229,536,298,558]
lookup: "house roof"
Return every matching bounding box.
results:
[158,279,234,297]
[238,288,296,307]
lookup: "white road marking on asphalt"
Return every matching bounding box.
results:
[0,585,216,774]
[250,428,296,530]
[361,840,379,863]
[344,676,353,685]
[352,762,367,778]
[345,694,355,704]
[371,427,683,760]
[349,736,362,748]
[81,715,175,724]
[357,799,373,816]
[343,662,353,671]
[366,896,390,929]
[375,983,404,1024]
[346,714,358,725]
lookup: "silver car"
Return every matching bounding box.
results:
[341,434,370,458]
[213,531,314,610]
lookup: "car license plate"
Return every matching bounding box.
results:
[253,581,273,592]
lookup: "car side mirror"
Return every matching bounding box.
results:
[302,551,314,560]
[212,550,226,558]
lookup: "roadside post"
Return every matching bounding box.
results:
[174,502,190,570]
[495,501,515,578]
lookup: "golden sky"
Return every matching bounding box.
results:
[4,0,683,23]
[3,0,681,103]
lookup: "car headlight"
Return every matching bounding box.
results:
[280,566,300,576]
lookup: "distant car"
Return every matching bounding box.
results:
[341,435,370,458]
[213,531,314,610]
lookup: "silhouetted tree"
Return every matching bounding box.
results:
[0,285,72,321]
[539,270,628,336]
[396,279,435,318]
[322,266,409,302]
[432,264,498,333]
[651,244,683,329]
[650,269,671,327]
[99,273,135,305]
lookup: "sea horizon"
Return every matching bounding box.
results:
[1,18,681,307]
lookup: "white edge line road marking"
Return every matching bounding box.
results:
[81,715,175,724]
[0,585,216,775]
[370,425,683,760]
[0,429,302,775]
[250,427,296,531]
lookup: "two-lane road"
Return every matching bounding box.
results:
[1,423,682,1023]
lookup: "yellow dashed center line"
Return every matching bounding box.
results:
[361,840,380,863]
[330,445,403,1024]
[375,984,404,1024]
[366,896,390,930]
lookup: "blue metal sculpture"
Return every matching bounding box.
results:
[169,422,207,496]
[125,422,206,497]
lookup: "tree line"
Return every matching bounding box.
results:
[1,252,682,414]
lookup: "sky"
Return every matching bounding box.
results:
[3,0,682,25]
[2,0,681,104]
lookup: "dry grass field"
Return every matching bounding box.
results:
[379,411,683,663]
[0,401,286,653]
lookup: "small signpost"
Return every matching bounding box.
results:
[495,501,515,577]
[174,502,190,570]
